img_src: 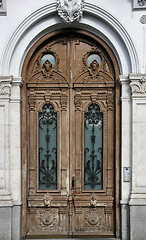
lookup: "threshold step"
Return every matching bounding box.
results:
[25,238,121,240]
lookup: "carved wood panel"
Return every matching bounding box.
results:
[21,31,120,238]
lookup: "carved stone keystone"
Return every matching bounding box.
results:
[57,0,84,24]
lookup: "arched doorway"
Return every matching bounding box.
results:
[21,29,120,239]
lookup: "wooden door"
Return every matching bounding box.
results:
[21,31,120,239]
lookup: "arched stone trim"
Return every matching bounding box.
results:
[84,2,139,73]
[0,2,139,76]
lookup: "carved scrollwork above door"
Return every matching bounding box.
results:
[74,47,114,83]
[27,46,68,83]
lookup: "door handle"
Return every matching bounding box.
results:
[72,176,75,189]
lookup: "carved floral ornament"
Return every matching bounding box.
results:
[57,0,84,24]
[0,79,12,97]
[75,47,113,83]
[44,193,52,207]
[138,0,146,6]
[82,48,109,75]
[39,209,56,227]
[28,46,113,84]
[140,15,146,24]
[130,77,146,97]
[133,0,146,9]
[37,47,60,77]
[28,46,67,83]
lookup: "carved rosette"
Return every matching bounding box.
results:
[57,0,84,24]
[130,77,146,97]
[82,208,105,231]
[39,209,57,230]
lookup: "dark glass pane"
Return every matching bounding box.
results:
[84,104,103,190]
[39,104,57,190]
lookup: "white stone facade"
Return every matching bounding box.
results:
[0,0,146,239]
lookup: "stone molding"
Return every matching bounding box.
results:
[1,2,139,76]
[119,75,131,100]
[57,0,84,24]
[0,0,6,16]
[10,77,24,104]
[129,74,146,97]
[11,77,24,87]
[129,193,146,205]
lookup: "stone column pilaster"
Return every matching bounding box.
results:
[0,77,12,204]
[10,77,23,203]
[0,76,23,240]
[119,75,131,240]
[129,74,146,240]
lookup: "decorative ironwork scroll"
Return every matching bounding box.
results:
[84,104,103,190]
[39,104,57,190]
[57,0,84,24]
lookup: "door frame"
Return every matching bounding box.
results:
[21,29,121,239]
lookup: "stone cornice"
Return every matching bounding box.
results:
[0,0,6,16]
[12,77,24,87]
[129,74,146,97]
[119,75,129,85]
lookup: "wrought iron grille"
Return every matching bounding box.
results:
[39,104,57,190]
[84,104,103,190]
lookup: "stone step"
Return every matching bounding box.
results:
[25,238,121,240]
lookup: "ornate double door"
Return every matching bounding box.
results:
[22,31,120,238]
